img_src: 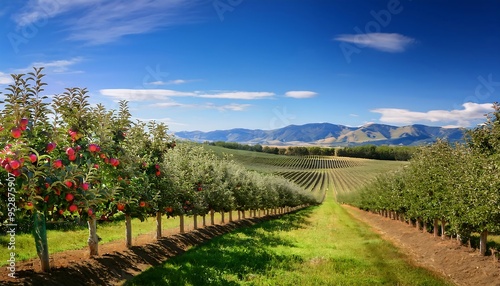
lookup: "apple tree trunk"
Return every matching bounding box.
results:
[179,214,185,233]
[33,211,50,272]
[87,217,99,256]
[480,230,488,256]
[156,211,162,239]
[125,214,132,248]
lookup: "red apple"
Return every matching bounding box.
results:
[88,144,99,152]
[53,159,63,169]
[65,147,75,156]
[68,154,76,161]
[81,183,89,191]
[20,118,29,126]
[99,153,106,159]
[139,201,146,207]
[58,209,65,215]
[11,169,21,177]
[93,164,99,169]
[9,160,21,170]
[155,170,161,176]
[24,201,34,210]
[68,204,78,212]
[11,128,21,138]
[155,164,160,170]
[109,158,119,166]
[29,153,37,163]
[65,193,74,201]
[46,142,57,152]
[117,203,125,211]
[87,209,93,216]
[64,181,73,188]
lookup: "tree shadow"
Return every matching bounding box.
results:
[125,208,313,285]
[3,207,313,286]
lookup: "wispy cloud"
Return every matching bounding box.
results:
[15,57,83,74]
[0,72,13,85]
[285,91,317,99]
[100,89,275,101]
[199,91,275,100]
[147,79,198,86]
[371,102,494,127]
[13,0,202,45]
[151,101,251,111]
[334,33,415,52]
[101,89,196,101]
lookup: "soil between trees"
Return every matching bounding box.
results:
[1,207,499,286]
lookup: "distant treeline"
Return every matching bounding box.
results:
[336,145,415,161]
[207,141,335,156]
[207,141,414,160]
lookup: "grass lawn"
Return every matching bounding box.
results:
[125,195,452,286]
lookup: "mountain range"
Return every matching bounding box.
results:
[174,123,466,146]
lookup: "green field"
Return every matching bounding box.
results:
[3,146,451,285]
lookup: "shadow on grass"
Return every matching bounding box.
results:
[125,208,314,286]
[3,208,313,286]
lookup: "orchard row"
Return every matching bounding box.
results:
[0,68,317,272]
[347,104,500,256]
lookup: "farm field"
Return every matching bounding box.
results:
[2,147,498,285]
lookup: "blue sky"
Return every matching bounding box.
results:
[1,0,499,132]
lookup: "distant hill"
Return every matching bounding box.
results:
[174,123,466,146]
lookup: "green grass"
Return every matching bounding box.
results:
[126,195,452,286]
[0,212,231,266]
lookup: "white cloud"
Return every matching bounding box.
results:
[100,89,196,101]
[371,102,494,127]
[100,89,275,101]
[199,91,275,100]
[147,79,195,85]
[0,72,13,85]
[14,0,202,45]
[150,101,251,111]
[15,57,83,74]
[334,33,415,52]
[285,91,317,99]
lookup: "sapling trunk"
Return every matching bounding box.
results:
[210,210,215,225]
[125,214,132,248]
[202,215,206,227]
[422,220,427,233]
[193,214,198,230]
[88,216,99,256]
[237,210,241,220]
[441,218,446,240]
[33,211,50,272]
[229,210,233,222]
[242,210,246,218]
[221,212,225,223]
[416,218,421,230]
[156,211,162,239]
[433,219,439,237]
[179,214,185,233]
[480,230,488,256]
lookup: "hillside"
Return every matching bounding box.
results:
[174,123,465,146]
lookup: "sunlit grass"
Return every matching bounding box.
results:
[126,197,452,286]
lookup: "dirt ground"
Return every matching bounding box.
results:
[343,205,500,286]
[1,208,499,285]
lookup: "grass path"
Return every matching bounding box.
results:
[126,193,453,286]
